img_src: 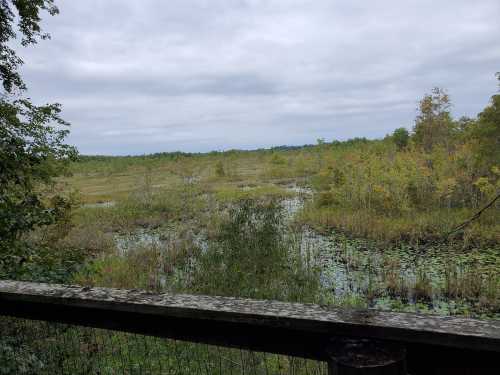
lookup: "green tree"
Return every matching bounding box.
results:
[0,0,77,276]
[1,0,60,93]
[392,127,409,150]
[469,74,500,173]
[413,87,455,152]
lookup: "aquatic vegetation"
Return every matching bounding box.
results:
[413,267,433,302]
[25,135,496,320]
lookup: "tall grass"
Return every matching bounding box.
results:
[76,199,323,304]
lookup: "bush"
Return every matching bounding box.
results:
[392,127,409,150]
[187,199,322,302]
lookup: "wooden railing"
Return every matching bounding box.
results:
[0,280,499,374]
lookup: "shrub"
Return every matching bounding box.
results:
[188,199,322,303]
[392,127,410,150]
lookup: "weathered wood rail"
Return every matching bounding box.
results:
[0,280,499,374]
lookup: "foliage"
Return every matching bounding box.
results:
[0,102,78,280]
[0,100,77,257]
[392,127,409,150]
[0,336,44,375]
[0,0,78,279]
[468,78,500,173]
[413,87,455,152]
[296,79,500,245]
[0,0,59,94]
[186,199,322,302]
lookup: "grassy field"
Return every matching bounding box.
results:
[62,141,499,244]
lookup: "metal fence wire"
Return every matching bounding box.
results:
[0,316,327,375]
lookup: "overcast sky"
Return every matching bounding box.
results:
[16,0,500,155]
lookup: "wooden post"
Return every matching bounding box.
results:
[327,338,407,375]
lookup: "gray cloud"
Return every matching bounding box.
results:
[14,0,500,154]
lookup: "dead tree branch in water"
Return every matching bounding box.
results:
[446,192,500,238]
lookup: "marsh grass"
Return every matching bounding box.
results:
[74,199,323,304]
[212,184,294,203]
[63,141,499,246]
[296,204,499,246]
[413,267,434,302]
[443,263,499,308]
[13,141,497,372]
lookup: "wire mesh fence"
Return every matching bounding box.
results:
[0,316,327,375]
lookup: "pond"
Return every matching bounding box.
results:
[98,184,499,319]
[304,228,499,318]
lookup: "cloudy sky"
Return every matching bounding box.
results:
[16,0,500,155]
